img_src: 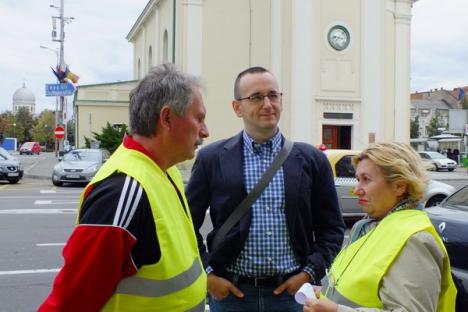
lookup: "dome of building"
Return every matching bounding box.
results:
[13,83,35,103]
[12,82,36,114]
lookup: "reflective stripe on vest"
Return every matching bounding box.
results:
[116,258,202,297]
[320,277,359,308]
[186,298,206,312]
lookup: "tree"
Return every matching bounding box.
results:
[15,107,36,143]
[461,97,468,109]
[31,110,55,147]
[66,119,75,147]
[0,111,15,138]
[426,111,445,137]
[84,122,127,153]
[410,115,420,138]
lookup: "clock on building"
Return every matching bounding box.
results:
[327,25,350,51]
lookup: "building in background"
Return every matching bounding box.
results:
[127,0,418,149]
[73,81,137,148]
[12,83,35,115]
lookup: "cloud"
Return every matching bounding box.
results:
[411,0,468,92]
[0,0,146,114]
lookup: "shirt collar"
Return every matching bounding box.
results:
[242,130,282,154]
[123,134,159,165]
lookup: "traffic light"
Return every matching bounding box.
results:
[0,132,3,144]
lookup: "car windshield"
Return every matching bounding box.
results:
[428,152,447,159]
[63,150,101,162]
[0,147,13,160]
[445,187,468,212]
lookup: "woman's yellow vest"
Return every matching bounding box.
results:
[78,145,207,312]
[321,209,456,311]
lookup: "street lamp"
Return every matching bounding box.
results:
[40,45,59,66]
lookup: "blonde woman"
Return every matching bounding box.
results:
[304,142,456,312]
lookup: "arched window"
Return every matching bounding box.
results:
[148,46,153,71]
[163,30,169,62]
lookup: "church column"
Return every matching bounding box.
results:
[290,0,315,142]
[182,0,204,75]
[394,0,416,142]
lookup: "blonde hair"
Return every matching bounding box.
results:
[352,142,429,204]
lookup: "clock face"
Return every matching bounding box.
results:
[328,25,350,51]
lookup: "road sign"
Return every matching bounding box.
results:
[54,126,65,139]
[45,83,75,96]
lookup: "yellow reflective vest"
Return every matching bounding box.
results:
[321,209,456,311]
[79,144,207,311]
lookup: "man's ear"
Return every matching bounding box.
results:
[232,100,243,117]
[159,106,172,129]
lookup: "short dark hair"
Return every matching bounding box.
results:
[129,63,202,137]
[233,66,270,99]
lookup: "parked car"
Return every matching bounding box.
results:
[426,185,468,311]
[324,149,456,219]
[51,149,110,186]
[0,147,23,184]
[418,151,457,172]
[19,141,41,155]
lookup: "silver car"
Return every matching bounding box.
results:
[51,149,109,186]
[324,149,456,220]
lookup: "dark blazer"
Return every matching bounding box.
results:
[186,132,345,281]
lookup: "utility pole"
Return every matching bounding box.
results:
[50,0,73,153]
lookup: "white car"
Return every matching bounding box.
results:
[417,151,457,172]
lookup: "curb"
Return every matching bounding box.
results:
[23,173,51,181]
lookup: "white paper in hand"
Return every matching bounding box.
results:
[294,282,317,305]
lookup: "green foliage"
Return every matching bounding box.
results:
[66,119,75,146]
[461,97,468,109]
[410,115,420,138]
[84,136,91,148]
[86,122,127,153]
[15,107,36,142]
[426,111,445,137]
[31,110,55,145]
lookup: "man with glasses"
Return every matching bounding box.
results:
[187,66,345,311]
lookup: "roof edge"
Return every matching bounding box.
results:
[126,0,159,41]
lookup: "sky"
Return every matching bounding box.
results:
[0,0,467,115]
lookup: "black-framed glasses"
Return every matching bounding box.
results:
[236,91,283,104]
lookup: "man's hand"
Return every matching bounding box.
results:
[273,271,311,295]
[207,273,244,300]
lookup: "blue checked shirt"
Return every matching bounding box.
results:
[225,130,314,278]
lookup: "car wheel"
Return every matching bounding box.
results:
[448,168,455,172]
[8,179,19,184]
[425,195,446,208]
[52,180,63,186]
[434,164,439,171]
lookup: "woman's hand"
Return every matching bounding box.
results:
[303,297,338,312]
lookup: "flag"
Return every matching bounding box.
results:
[65,67,80,84]
[458,88,465,101]
[51,66,67,83]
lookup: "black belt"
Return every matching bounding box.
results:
[226,271,300,287]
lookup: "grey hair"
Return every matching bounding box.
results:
[128,63,202,136]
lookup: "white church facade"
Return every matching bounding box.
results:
[127,0,417,149]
